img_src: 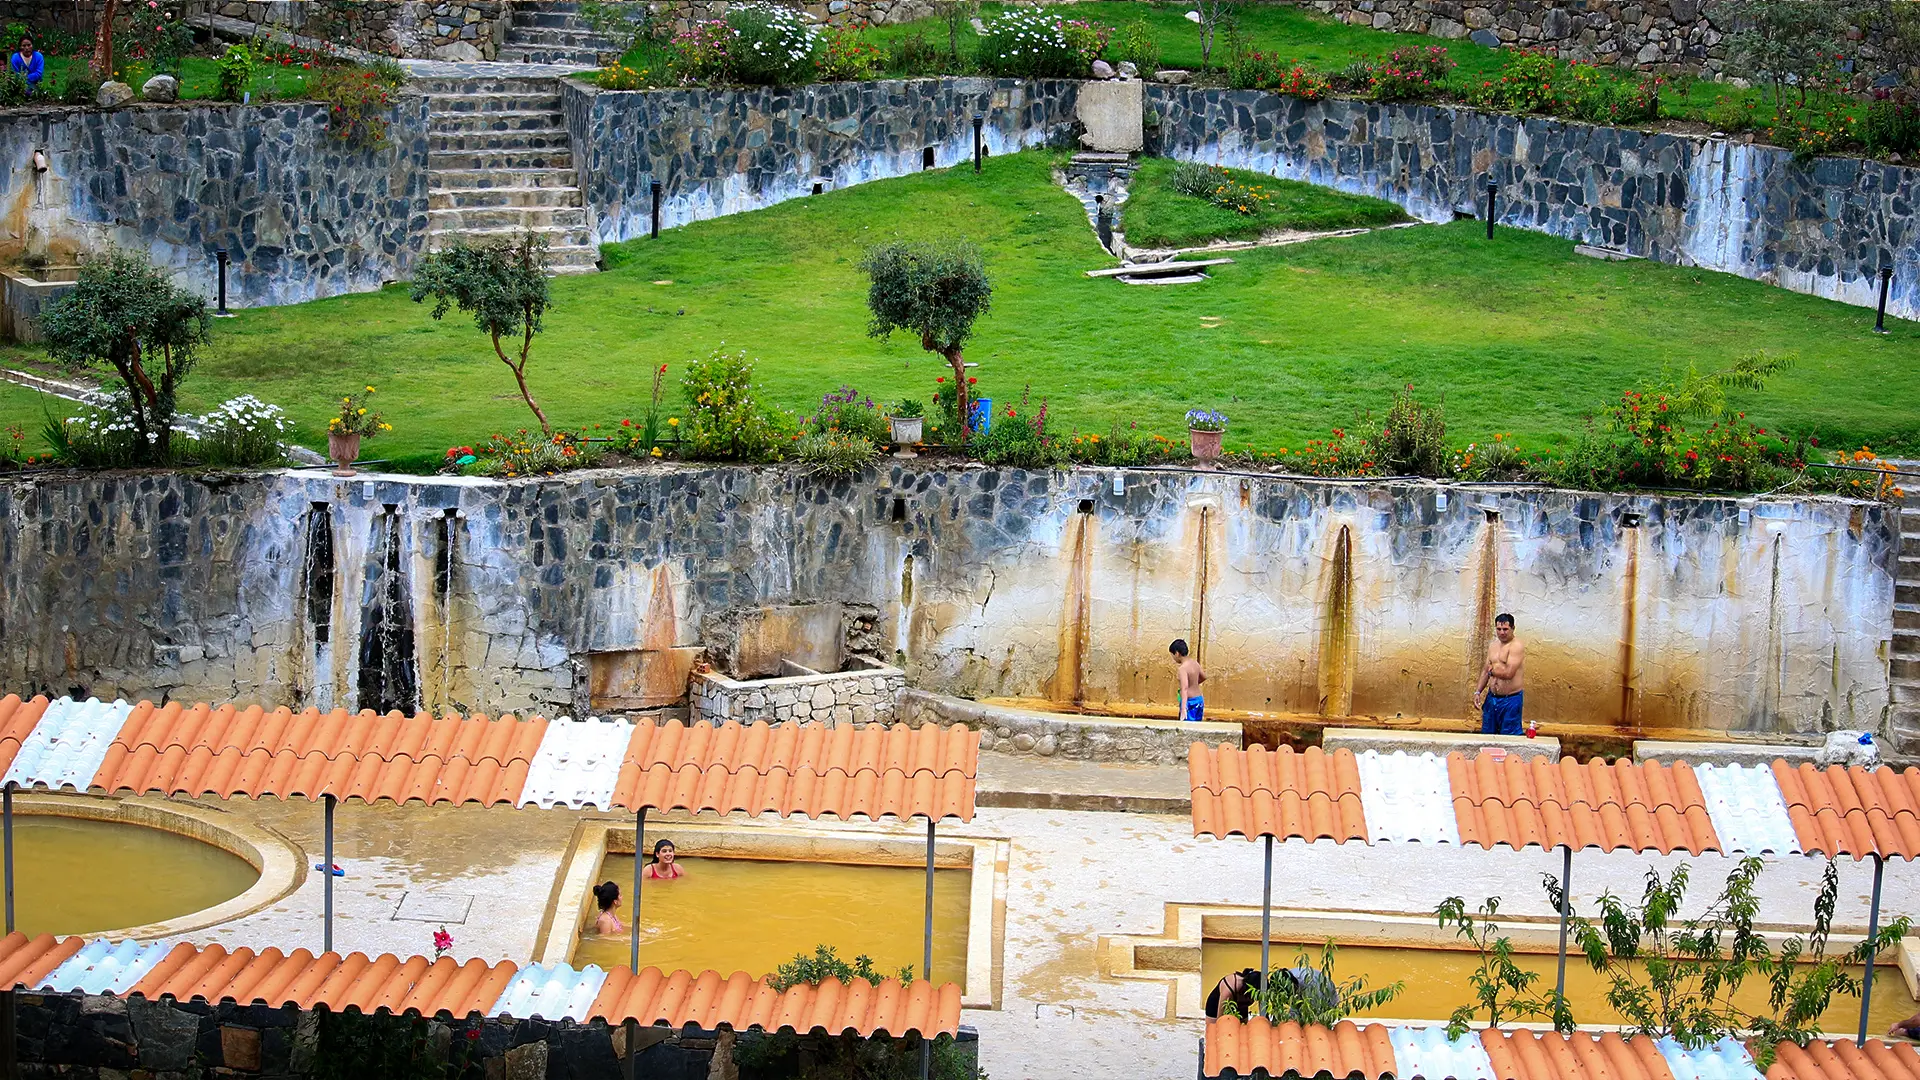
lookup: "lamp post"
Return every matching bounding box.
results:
[972,111,985,173]
[650,179,663,240]
[1875,265,1894,333]
[1485,180,1498,240]
[214,248,234,317]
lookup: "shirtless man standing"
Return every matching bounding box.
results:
[1171,638,1207,722]
[1473,613,1525,735]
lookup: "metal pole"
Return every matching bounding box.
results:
[921,816,935,1080]
[322,794,335,953]
[973,112,984,173]
[214,248,232,317]
[1260,834,1273,1017]
[1859,853,1885,1048]
[650,179,663,240]
[1485,180,1498,240]
[3,783,12,935]
[1554,845,1571,1008]
[631,806,647,972]
[1876,266,1894,334]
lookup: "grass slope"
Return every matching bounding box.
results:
[3,150,1915,471]
[1121,159,1411,249]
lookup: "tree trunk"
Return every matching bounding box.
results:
[91,0,119,80]
[492,328,551,436]
[945,348,970,445]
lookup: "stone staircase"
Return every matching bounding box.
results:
[417,74,599,275]
[1894,486,1920,747]
[498,2,616,66]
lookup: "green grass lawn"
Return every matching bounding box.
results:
[0,379,61,457]
[1122,159,1411,249]
[30,53,323,103]
[4,150,1916,472]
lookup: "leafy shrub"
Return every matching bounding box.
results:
[727,1,818,86]
[1565,62,1662,125]
[1358,384,1447,477]
[368,57,408,89]
[885,29,943,76]
[1452,433,1530,481]
[314,66,398,150]
[1062,422,1188,466]
[978,8,1090,78]
[1233,943,1404,1025]
[0,422,25,465]
[926,374,978,444]
[807,385,888,443]
[57,69,100,107]
[889,397,924,418]
[1059,17,1113,63]
[0,69,25,107]
[972,388,1058,468]
[195,394,290,467]
[818,26,881,81]
[215,44,255,102]
[1280,425,1378,477]
[669,20,734,83]
[1362,46,1454,102]
[460,430,602,477]
[1167,161,1271,215]
[683,347,789,462]
[770,945,911,992]
[125,0,190,76]
[1770,97,1857,163]
[597,60,657,90]
[1705,93,1761,133]
[45,393,171,469]
[1230,54,1330,97]
[1864,93,1920,155]
[1111,18,1160,74]
[578,0,658,55]
[796,430,880,477]
[1463,50,1562,114]
[327,385,388,438]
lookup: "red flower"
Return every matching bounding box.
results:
[936,376,946,383]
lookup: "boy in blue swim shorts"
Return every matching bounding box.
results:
[1172,638,1207,722]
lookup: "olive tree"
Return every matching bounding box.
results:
[410,232,554,435]
[41,247,211,464]
[1715,0,1864,118]
[860,240,992,443]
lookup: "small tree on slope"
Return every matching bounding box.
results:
[410,232,555,435]
[860,240,992,444]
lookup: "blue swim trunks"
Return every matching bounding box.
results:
[1481,691,1523,736]
[1183,696,1205,722]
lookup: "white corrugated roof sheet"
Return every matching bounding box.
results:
[1694,764,1800,855]
[1389,1024,1496,1080]
[3,697,131,791]
[518,717,633,809]
[1353,751,1461,845]
[42,939,167,996]
[1656,1036,1765,1080]
[492,961,609,1020]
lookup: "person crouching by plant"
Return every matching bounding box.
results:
[11,36,42,95]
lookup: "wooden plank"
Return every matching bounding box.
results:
[1085,258,1234,279]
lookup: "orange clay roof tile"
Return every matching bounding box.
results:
[1765,1038,1920,1080]
[0,694,50,778]
[1446,754,1720,855]
[1202,1018,1397,1080]
[588,967,962,1038]
[1774,762,1920,860]
[1189,745,1369,842]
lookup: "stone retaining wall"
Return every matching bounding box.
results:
[1148,84,1920,321]
[1304,0,1727,72]
[200,1,514,61]
[0,466,1897,749]
[690,656,907,724]
[654,0,941,31]
[897,689,1241,763]
[0,93,430,309]
[560,75,1081,243]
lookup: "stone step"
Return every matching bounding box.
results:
[430,167,581,191]
[429,129,573,153]
[430,110,567,134]
[429,148,576,171]
[498,44,603,65]
[423,91,563,114]
[514,9,583,29]
[1899,603,1920,632]
[429,185,584,211]
[1896,656,1920,682]
[1893,677,1920,705]
[410,76,568,96]
[431,228,599,260]
[1903,531,1920,559]
[1896,629,1920,655]
[1900,582,1920,607]
[549,247,602,275]
[428,205,590,233]
[506,25,605,47]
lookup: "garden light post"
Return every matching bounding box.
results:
[1876,265,1894,334]
[214,248,234,318]
[921,815,935,1080]
[650,179,663,240]
[1554,845,1571,1008]
[1259,834,1273,1017]
[1858,853,1885,1047]
[1096,196,1113,254]
[973,111,985,173]
[322,794,335,953]
[1485,180,1498,240]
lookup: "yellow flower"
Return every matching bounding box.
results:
[379,423,392,432]
[365,386,375,393]
[650,447,663,458]
[357,408,367,415]
[668,417,679,426]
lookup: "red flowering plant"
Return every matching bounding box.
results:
[313,65,399,150]
[432,926,453,960]
[609,363,678,457]
[1231,53,1331,98]
[1363,46,1455,102]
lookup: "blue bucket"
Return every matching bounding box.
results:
[969,397,992,436]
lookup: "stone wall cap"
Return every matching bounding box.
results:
[1322,726,1561,761]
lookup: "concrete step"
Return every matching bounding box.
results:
[428,205,590,233]
[1902,532,1920,559]
[498,44,603,65]
[430,167,581,191]
[1896,629,1920,654]
[1899,603,1920,632]
[429,148,576,171]
[1896,656,1920,682]
[429,185,584,211]
[506,25,605,47]
[423,91,563,114]
[430,110,567,135]
[1893,677,1920,705]
[548,246,602,274]
[429,129,573,153]
[976,754,1191,814]
[1899,582,1920,607]
[411,76,568,96]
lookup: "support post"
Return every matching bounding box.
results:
[973,111,985,173]
[1859,853,1885,1047]
[1260,834,1273,1017]
[631,806,647,972]
[650,179,663,240]
[214,248,233,318]
[322,794,335,954]
[921,815,935,1080]
[1876,265,1894,334]
[1485,180,1498,240]
[1554,844,1571,1009]
[3,782,12,935]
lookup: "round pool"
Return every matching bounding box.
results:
[12,814,263,937]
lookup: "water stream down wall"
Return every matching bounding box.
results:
[0,468,1898,747]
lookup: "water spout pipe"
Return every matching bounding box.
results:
[1859,853,1885,1047]
[1259,834,1273,1017]
[1554,845,1571,1010]
[921,816,935,1080]
[30,149,45,173]
[323,794,335,953]
[1876,266,1894,334]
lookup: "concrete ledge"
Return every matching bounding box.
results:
[1632,738,1822,766]
[1321,727,1560,761]
[897,689,1239,764]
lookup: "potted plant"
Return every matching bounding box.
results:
[327,386,389,476]
[888,397,925,451]
[1186,408,1227,462]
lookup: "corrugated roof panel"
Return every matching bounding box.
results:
[1657,1037,1764,1080]
[1693,765,1800,855]
[1354,751,1460,845]
[1203,1018,1398,1080]
[42,939,169,996]
[1391,1025,1495,1080]
[492,962,610,1021]
[519,718,632,809]
[3,697,132,791]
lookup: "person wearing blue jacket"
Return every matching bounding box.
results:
[9,36,42,94]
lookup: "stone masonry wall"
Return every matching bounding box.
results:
[1305,0,1728,72]
[690,658,907,724]
[561,76,1080,244]
[1148,85,1920,321]
[0,466,1899,749]
[650,0,942,32]
[0,92,430,308]
[201,1,514,61]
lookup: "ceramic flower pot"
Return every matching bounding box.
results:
[1189,427,1223,462]
[328,431,361,476]
[889,415,924,445]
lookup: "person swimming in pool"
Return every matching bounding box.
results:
[589,881,624,935]
[642,838,684,880]
[1172,638,1207,722]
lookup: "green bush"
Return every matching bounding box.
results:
[727,1,818,86]
[1359,383,1447,477]
[57,69,100,107]
[972,388,1058,468]
[818,26,881,81]
[796,430,880,477]
[1705,93,1761,133]
[313,66,398,150]
[885,28,943,76]
[682,347,789,462]
[1110,18,1160,75]
[769,944,911,991]
[45,394,162,470]
[806,385,888,443]
[215,44,255,102]
[1362,45,1454,102]
[0,69,26,107]
[1864,94,1920,155]
[1462,50,1562,114]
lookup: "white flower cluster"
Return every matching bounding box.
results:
[982,7,1071,60]
[64,391,163,445]
[202,394,291,436]
[732,1,819,65]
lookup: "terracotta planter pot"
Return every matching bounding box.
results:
[1189,427,1223,462]
[328,431,361,476]
[889,415,924,445]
